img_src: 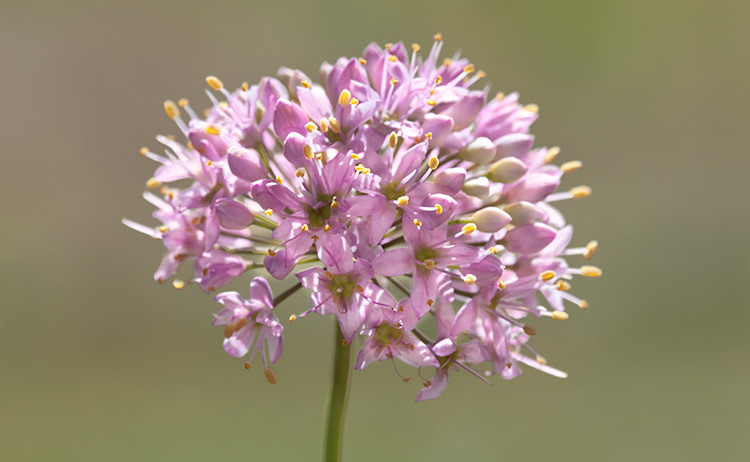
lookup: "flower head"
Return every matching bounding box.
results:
[126,36,599,398]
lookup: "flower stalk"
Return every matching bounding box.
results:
[324,321,353,462]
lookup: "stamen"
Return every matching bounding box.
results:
[206,125,221,136]
[396,196,410,207]
[328,117,341,133]
[557,280,572,291]
[461,223,477,235]
[358,58,367,65]
[488,247,498,254]
[324,271,334,280]
[536,356,547,365]
[267,249,276,256]
[289,314,297,322]
[579,300,590,310]
[303,144,314,160]
[584,240,598,259]
[423,259,436,270]
[551,311,569,321]
[434,204,443,214]
[244,362,252,370]
[561,160,583,173]
[580,265,602,277]
[426,99,437,106]
[172,279,185,290]
[388,131,398,148]
[300,80,311,88]
[146,178,161,189]
[523,325,536,336]
[413,218,422,226]
[350,98,359,106]
[390,77,398,86]
[265,208,274,216]
[433,33,443,41]
[276,176,283,184]
[545,146,561,163]
[163,100,180,119]
[206,75,224,91]
[426,299,434,307]
[324,224,332,232]
[295,168,305,178]
[496,92,505,100]
[540,270,556,281]
[463,274,477,285]
[389,55,398,62]
[428,156,439,170]
[139,147,148,156]
[264,368,278,384]
[411,43,421,52]
[178,98,189,107]
[464,64,475,74]
[338,89,352,106]
[241,82,249,91]
[300,224,309,232]
[305,122,317,133]
[319,118,329,132]
[497,280,506,290]
[523,104,539,113]
[571,185,592,198]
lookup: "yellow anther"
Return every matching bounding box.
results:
[172,279,185,290]
[146,177,161,189]
[244,362,251,370]
[219,102,229,112]
[276,176,283,185]
[540,270,556,281]
[319,118,329,133]
[349,98,359,106]
[324,224,332,232]
[443,58,452,66]
[205,160,213,167]
[561,160,583,173]
[331,199,339,209]
[300,80,311,88]
[338,89,352,106]
[303,144,314,160]
[584,240,598,259]
[488,247,499,254]
[300,224,309,232]
[158,225,168,234]
[579,299,590,310]
[411,43,421,52]
[390,78,399,86]
[497,280,506,290]
[295,168,305,178]
[264,368,277,385]
[423,259,436,270]
[413,218,422,226]
[328,116,341,133]
[163,100,179,119]
[580,265,602,277]
[388,131,398,148]
[358,58,367,65]
[426,299,434,307]
[241,82,249,91]
[463,274,477,285]
[496,92,506,100]
[428,156,439,170]
[462,223,477,235]
[523,325,537,336]
[426,99,436,106]
[267,248,276,256]
[385,43,393,50]
[435,75,443,85]
[434,204,443,214]
[433,33,443,41]
[571,185,592,199]
[305,122,317,133]
[389,55,398,62]
[477,70,487,79]
[536,356,547,365]
[288,315,297,322]
[551,311,569,321]
[178,98,189,107]
[523,104,539,113]
[139,147,148,156]
[557,280,572,291]
[316,152,324,160]
[425,132,433,140]
[324,271,334,280]
[205,125,221,136]
[545,146,561,163]
[464,64,475,74]
[396,196,410,207]
[205,75,223,91]
[351,153,361,160]
[265,208,273,216]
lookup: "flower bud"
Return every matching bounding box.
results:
[459,137,496,164]
[494,133,534,160]
[433,167,466,193]
[462,177,490,198]
[488,157,528,184]
[215,199,254,229]
[503,201,544,225]
[472,207,512,233]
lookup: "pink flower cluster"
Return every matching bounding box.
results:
[125,36,600,401]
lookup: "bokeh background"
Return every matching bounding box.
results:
[2,0,748,460]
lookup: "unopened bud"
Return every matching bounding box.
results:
[472,207,512,233]
[488,157,528,184]
[503,201,543,226]
[459,137,496,164]
[462,177,490,199]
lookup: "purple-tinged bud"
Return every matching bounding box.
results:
[460,137,496,164]
[277,66,312,99]
[503,223,557,254]
[504,201,545,225]
[273,100,308,140]
[462,177,490,198]
[433,167,467,193]
[472,207,512,233]
[228,149,268,183]
[188,128,229,161]
[488,157,528,183]
[441,91,485,131]
[215,199,254,229]
[494,133,534,160]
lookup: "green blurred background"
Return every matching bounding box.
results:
[2,0,748,460]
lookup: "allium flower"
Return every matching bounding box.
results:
[125,35,600,401]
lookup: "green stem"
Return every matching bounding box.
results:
[323,322,353,462]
